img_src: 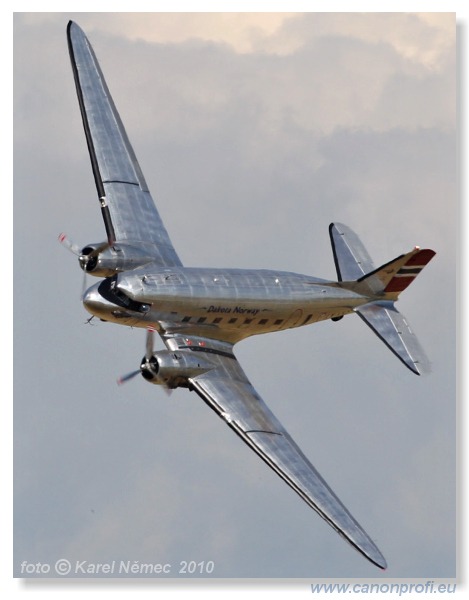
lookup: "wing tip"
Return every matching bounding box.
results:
[67,20,77,37]
[67,21,86,45]
[350,535,387,570]
[338,528,388,570]
[369,552,388,570]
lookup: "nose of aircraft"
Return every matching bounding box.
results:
[82,282,108,317]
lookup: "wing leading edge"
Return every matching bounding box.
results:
[67,21,182,268]
[165,335,387,569]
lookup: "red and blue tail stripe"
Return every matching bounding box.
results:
[384,249,436,293]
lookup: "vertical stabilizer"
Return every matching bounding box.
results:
[329,223,375,281]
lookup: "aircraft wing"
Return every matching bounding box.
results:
[165,334,387,569]
[67,21,182,268]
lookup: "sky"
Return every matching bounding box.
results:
[12,7,458,588]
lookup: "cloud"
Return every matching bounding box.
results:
[97,14,455,141]
[106,12,297,54]
[57,12,454,70]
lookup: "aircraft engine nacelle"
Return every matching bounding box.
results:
[140,350,213,389]
[79,242,155,277]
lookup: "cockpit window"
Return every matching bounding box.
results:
[98,276,150,313]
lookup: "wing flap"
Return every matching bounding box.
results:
[179,341,387,569]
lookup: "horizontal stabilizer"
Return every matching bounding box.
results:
[355,302,431,375]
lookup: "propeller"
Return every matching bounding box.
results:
[58,233,111,295]
[59,233,110,271]
[78,241,111,272]
[58,232,88,295]
[117,327,158,386]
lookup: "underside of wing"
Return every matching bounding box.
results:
[67,21,182,268]
[164,335,387,569]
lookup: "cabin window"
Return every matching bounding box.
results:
[164,273,182,283]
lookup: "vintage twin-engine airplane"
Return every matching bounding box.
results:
[62,21,435,570]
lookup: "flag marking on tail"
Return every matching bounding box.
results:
[384,249,436,293]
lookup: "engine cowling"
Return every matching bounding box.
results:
[79,242,156,277]
[140,350,213,389]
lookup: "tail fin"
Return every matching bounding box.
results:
[329,222,435,296]
[357,247,436,296]
[329,223,436,375]
[329,222,375,281]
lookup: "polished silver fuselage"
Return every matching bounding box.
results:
[84,266,368,343]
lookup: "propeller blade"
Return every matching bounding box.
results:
[118,327,158,387]
[145,326,156,360]
[81,269,89,298]
[58,233,81,256]
[117,369,141,385]
[59,233,90,299]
